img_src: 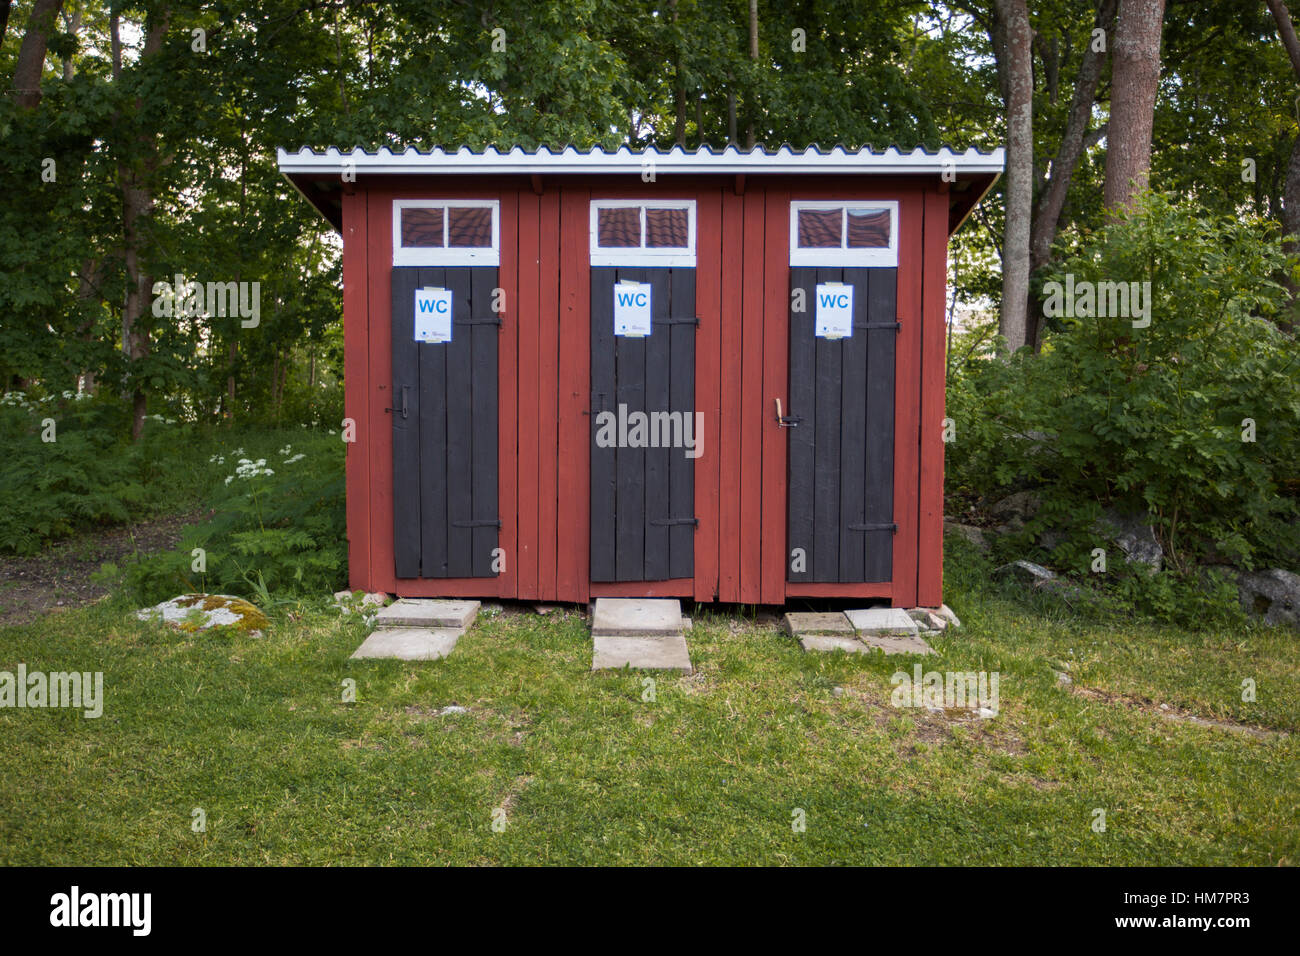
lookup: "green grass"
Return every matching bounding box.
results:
[1,555,1295,866]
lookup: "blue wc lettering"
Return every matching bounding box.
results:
[616,290,649,308]
[818,290,851,309]
[417,297,450,313]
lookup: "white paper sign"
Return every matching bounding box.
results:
[814,282,853,339]
[414,287,453,343]
[614,281,652,337]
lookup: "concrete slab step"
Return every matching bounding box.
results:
[592,633,692,673]
[784,611,854,637]
[351,627,462,661]
[374,599,479,630]
[590,598,682,636]
[845,606,919,637]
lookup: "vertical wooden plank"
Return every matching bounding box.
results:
[738,189,766,603]
[812,267,843,582]
[693,187,722,602]
[760,186,789,603]
[891,194,923,607]
[416,266,447,578]
[644,268,672,580]
[537,189,562,599]
[367,192,395,592]
[865,267,897,583]
[471,266,500,577]
[445,267,475,578]
[838,267,870,583]
[786,266,816,584]
[668,267,696,579]
[391,266,422,578]
[918,188,949,606]
[615,266,647,581]
[516,191,541,599]
[718,191,745,602]
[497,189,519,596]
[589,267,617,582]
[557,185,591,601]
[341,189,371,591]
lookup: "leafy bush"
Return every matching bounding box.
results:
[120,432,346,604]
[947,194,1300,617]
[0,393,145,554]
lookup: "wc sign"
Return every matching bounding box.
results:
[815,282,853,339]
[414,287,453,343]
[614,281,652,337]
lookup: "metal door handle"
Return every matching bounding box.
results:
[775,398,800,427]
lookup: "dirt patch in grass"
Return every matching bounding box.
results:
[1068,684,1286,740]
[0,511,208,627]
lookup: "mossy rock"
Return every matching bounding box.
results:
[136,594,270,635]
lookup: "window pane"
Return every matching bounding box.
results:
[401,207,444,247]
[797,208,842,248]
[597,206,640,247]
[846,208,891,248]
[447,206,493,247]
[645,207,689,248]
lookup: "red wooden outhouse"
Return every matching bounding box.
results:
[277,145,1003,607]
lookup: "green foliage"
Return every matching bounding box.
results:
[948,194,1300,614]
[120,431,346,604]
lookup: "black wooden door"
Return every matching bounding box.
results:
[391,266,499,579]
[590,267,696,582]
[786,267,896,583]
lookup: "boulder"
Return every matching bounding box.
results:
[944,520,990,553]
[1095,509,1163,571]
[993,560,1056,585]
[989,491,1041,533]
[137,594,269,635]
[1236,569,1300,629]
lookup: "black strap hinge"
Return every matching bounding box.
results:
[846,522,897,533]
[852,321,901,332]
[650,517,699,527]
[451,519,503,528]
[454,316,503,327]
[652,316,700,327]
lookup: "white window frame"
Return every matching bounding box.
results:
[789,200,899,267]
[590,199,697,267]
[392,199,500,266]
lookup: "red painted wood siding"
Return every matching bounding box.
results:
[347,176,945,607]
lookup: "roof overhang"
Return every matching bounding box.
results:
[277,144,1004,234]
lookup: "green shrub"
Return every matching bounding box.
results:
[947,193,1300,620]
[120,432,346,604]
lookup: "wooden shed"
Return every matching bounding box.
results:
[277,145,1003,608]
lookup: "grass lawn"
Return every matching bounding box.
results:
[1,541,1296,865]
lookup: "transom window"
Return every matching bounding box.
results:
[393,200,500,266]
[789,200,899,267]
[590,200,696,266]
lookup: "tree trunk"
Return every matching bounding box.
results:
[671,0,686,146]
[995,0,1033,352]
[1,1,14,53]
[746,0,758,149]
[1103,0,1165,216]
[10,0,63,109]
[1266,0,1300,244]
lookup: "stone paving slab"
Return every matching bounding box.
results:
[351,627,463,660]
[374,599,479,629]
[798,634,868,654]
[784,611,854,636]
[592,633,692,672]
[857,632,934,655]
[590,598,682,636]
[845,606,919,637]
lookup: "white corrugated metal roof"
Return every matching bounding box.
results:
[276,143,1004,176]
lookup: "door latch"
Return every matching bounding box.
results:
[385,384,409,419]
[774,398,800,428]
